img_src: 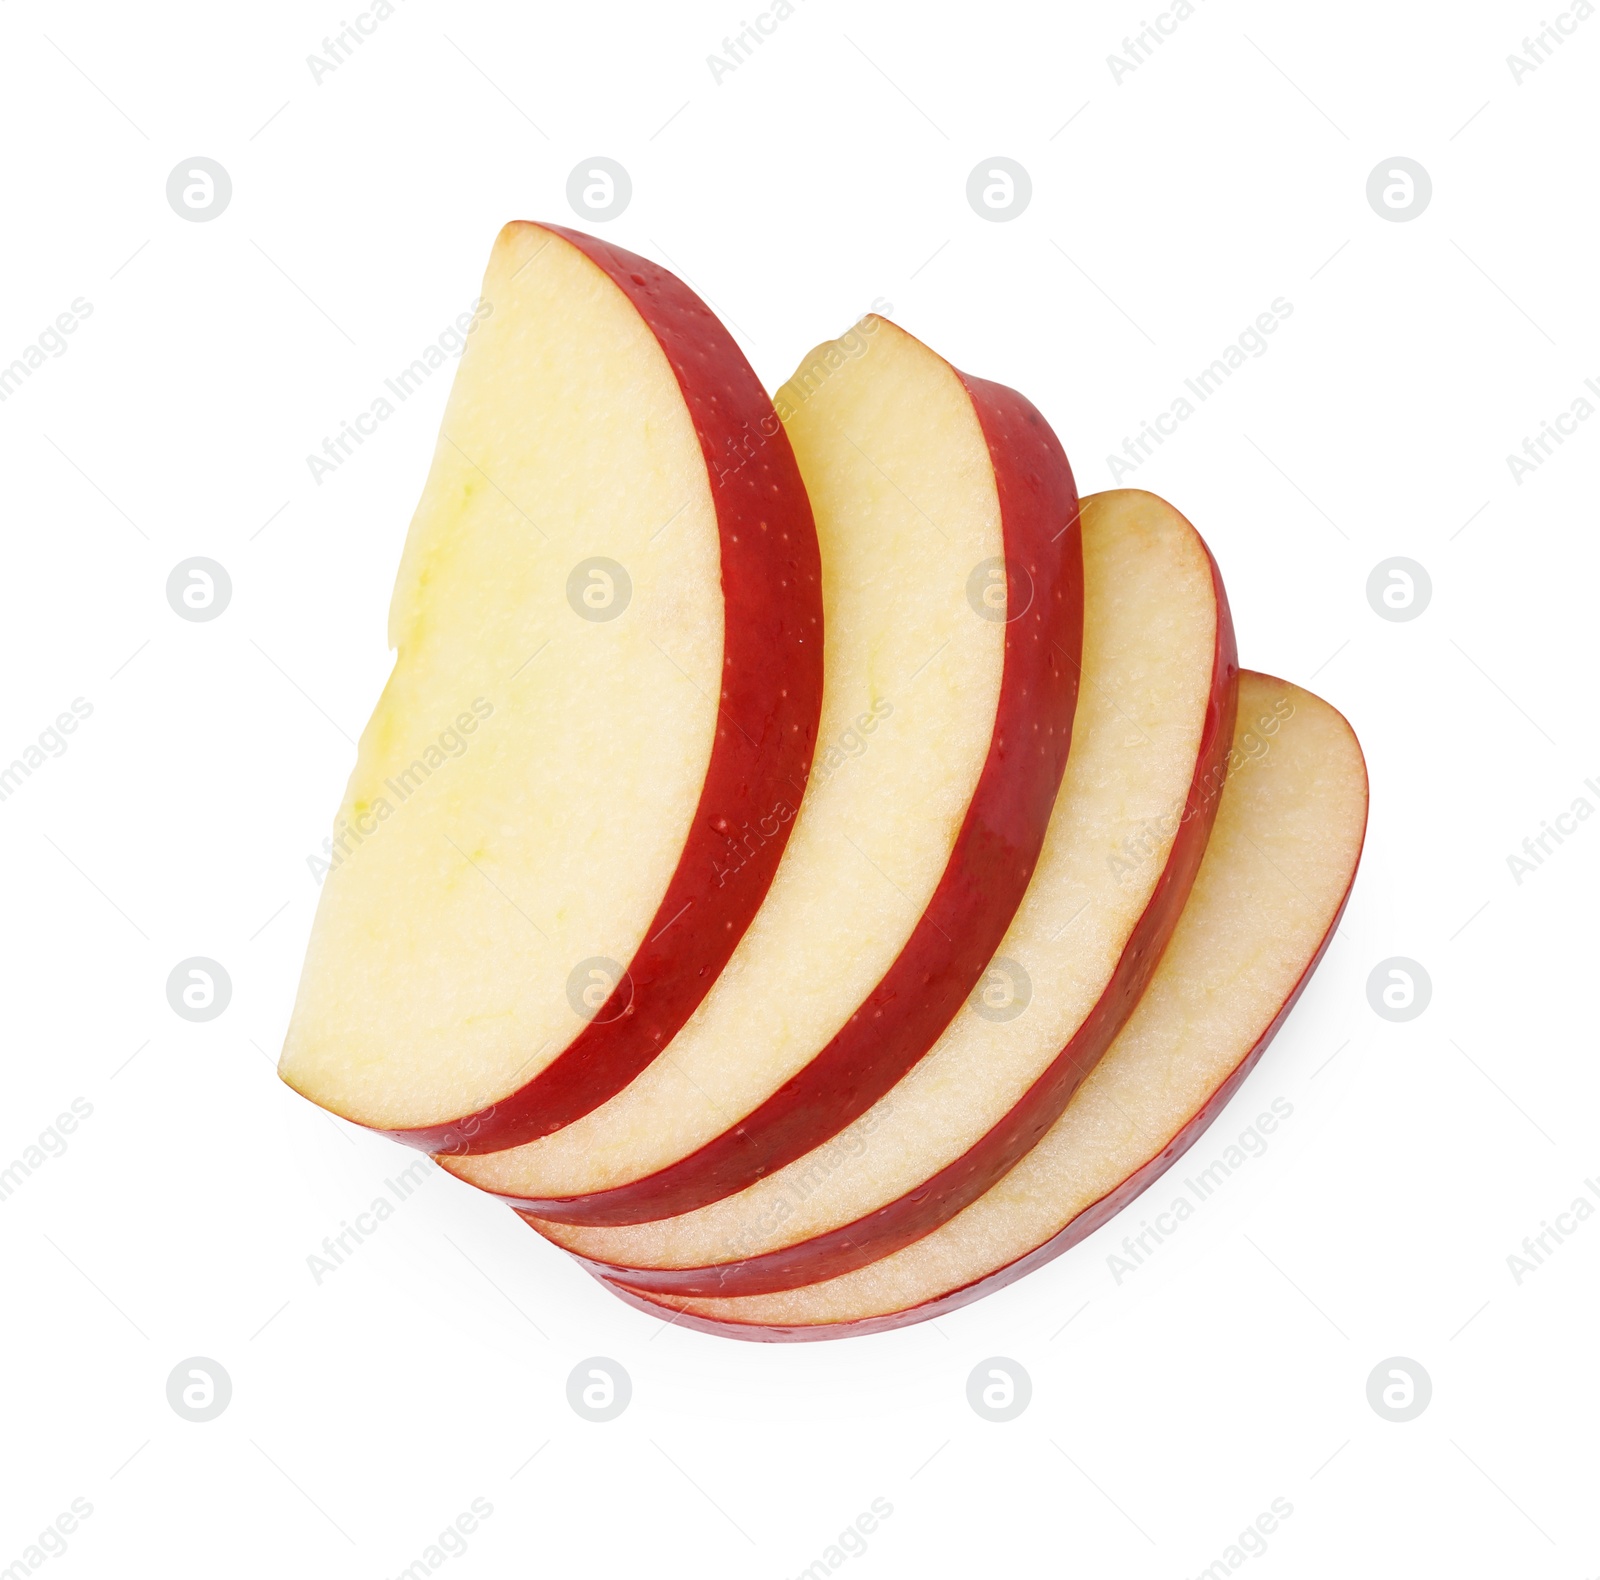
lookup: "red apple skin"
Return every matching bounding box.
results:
[561,542,1238,1295]
[512,372,1085,1225]
[386,223,824,1158]
[591,707,1367,1339]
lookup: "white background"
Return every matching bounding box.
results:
[2,1,1596,1575]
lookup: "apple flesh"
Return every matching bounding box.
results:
[279,222,824,1152]
[444,317,1083,1223]
[533,489,1238,1293]
[595,673,1368,1337]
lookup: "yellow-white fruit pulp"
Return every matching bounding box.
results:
[641,674,1367,1327]
[543,490,1219,1271]
[280,223,724,1127]
[448,318,1009,1198]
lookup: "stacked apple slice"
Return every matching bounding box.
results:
[280,222,827,1153]
[281,223,1367,1340]
[439,312,1085,1221]
[514,487,1236,1292]
[599,674,1368,1336]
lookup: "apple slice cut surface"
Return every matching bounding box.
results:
[445,317,1083,1222]
[597,672,1367,1337]
[535,489,1237,1293]
[279,222,823,1151]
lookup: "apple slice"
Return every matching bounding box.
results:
[278,222,824,1152]
[597,673,1367,1338]
[533,490,1237,1294]
[444,317,1083,1221]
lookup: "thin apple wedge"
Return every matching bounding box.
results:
[280,223,824,1152]
[596,672,1367,1338]
[444,317,1083,1222]
[533,489,1237,1294]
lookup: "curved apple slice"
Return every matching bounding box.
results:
[445,318,1083,1222]
[279,222,823,1151]
[535,490,1237,1293]
[599,673,1367,1338]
